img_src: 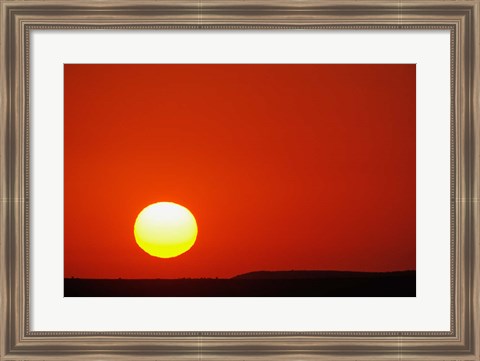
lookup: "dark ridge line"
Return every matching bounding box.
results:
[65,270,416,281]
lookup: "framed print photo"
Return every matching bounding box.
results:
[1,0,479,360]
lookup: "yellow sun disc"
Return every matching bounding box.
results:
[134,202,198,258]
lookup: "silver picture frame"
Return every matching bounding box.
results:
[1,1,479,359]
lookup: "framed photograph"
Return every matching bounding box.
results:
[1,0,479,360]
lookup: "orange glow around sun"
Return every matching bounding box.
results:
[134,202,198,258]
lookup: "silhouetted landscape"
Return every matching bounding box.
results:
[64,270,415,297]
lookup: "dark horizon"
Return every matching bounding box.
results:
[65,269,416,281]
[65,270,416,297]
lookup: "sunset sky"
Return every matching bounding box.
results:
[64,64,416,279]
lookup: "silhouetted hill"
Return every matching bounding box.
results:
[233,270,415,280]
[65,270,415,297]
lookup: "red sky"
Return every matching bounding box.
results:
[64,64,416,279]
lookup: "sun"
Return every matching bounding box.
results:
[134,202,198,258]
